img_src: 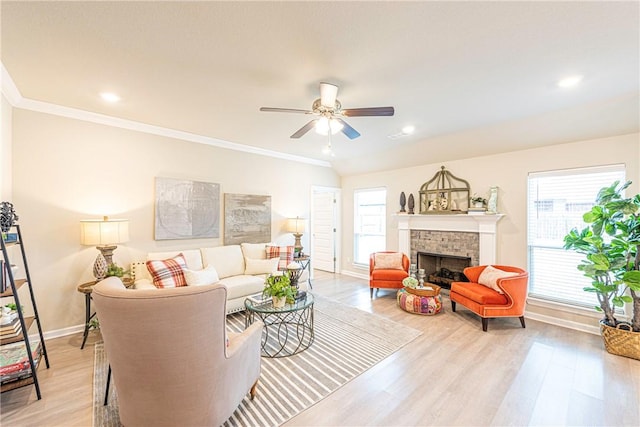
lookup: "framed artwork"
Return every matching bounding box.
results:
[154,177,220,240]
[224,193,271,245]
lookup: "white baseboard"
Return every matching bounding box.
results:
[42,324,85,341]
[340,270,369,281]
[525,311,600,336]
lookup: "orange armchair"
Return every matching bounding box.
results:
[450,265,528,332]
[369,251,410,298]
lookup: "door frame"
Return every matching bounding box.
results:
[310,185,341,274]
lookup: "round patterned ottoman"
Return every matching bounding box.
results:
[397,285,443,315]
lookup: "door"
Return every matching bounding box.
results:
[312,187,340,273]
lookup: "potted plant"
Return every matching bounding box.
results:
[263,274,295,308]
[563,180,640,360]
[470,194,487,208]
[105,263,129,278]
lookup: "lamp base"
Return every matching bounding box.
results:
[97,245,117,266]
[293,233,303,256]
[93,253,108,280]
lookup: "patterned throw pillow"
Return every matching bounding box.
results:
[374,253,404,270]
[146,254,188,288]
[266,246,294,271]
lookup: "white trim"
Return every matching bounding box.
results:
[42,324,86,341]
[0,62,331,168]
[340,270,369,281]
[525,311,600,336]
[528,163,625,179]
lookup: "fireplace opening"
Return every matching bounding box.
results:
[417,252,471,289]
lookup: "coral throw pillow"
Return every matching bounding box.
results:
[266,246,294,271]
[477,265,519,294]
[146,254,188,288]
[374,253,404,270]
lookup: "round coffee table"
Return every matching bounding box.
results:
[244,292,314,358]
[397,284,443,315]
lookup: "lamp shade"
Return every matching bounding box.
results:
[287,217,306,234]
[80,216,129,246]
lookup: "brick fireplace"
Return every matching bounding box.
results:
[396,214,504,283]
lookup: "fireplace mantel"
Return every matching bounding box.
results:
[395,213,504,265]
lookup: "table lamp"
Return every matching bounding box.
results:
[80,216,129,279]
[287,216,305,256]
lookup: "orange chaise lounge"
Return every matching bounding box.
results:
[450,265,529,331]
[369,251,410,298]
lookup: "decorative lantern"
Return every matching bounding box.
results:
[419,166,470,214]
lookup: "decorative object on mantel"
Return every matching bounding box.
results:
[487,186,499,214]
[407,193,415,214]
[563,180,640,360]
[399,192,406,213]
[0,202,19,233]
[419,166,470,214]
[468,193,487,215]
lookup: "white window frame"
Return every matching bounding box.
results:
[527,164,626,310]
[353,187,387,266]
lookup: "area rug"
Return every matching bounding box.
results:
[93,295,421,427]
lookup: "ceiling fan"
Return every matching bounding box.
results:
[260,82,394,140]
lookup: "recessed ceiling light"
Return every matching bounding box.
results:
[401,125,415,135]
[100,92,121,103]
[557,75,583,88]
[388,125,416,140]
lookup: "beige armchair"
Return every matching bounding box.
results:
[93,277,262,427]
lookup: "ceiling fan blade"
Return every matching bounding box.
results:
[342,107,395,117]
[290,120,318,139]
[260,107,312,114]
[335,118,361,139]
[320,82,338,108]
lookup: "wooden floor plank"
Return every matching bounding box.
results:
[1,270,638,427]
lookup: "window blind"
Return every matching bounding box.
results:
[527,164,625,308]
[354,188,386,265]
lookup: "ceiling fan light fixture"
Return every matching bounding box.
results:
[319,82,339,107]
[322,144,335,157]
[315,117,344,135]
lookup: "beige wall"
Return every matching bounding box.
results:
[10,108,340,333]
[1,95,11,200]
[341,133,640,329]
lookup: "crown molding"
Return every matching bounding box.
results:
[1,62,331,168]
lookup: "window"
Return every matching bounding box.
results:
[527,164,625,308]
[354,188,386,265]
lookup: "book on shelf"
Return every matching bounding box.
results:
[0,313,18,328]
[0,340,41,382]
[0,326,23,338]
[1,233,18,243]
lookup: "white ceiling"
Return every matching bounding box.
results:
[2,1,639,176]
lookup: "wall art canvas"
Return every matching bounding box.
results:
[224,193,271,245]
[155,177,220,240]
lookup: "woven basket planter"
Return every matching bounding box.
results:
[599,321,640,361]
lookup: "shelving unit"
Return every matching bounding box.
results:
[1,224,49,399]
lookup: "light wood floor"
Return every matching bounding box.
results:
[2,271,639,426]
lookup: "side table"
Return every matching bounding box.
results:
[77,277,133,349]
[294,255,312,289]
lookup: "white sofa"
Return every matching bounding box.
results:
[131,243,307,313]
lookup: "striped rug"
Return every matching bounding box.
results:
[93,295,421,427]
